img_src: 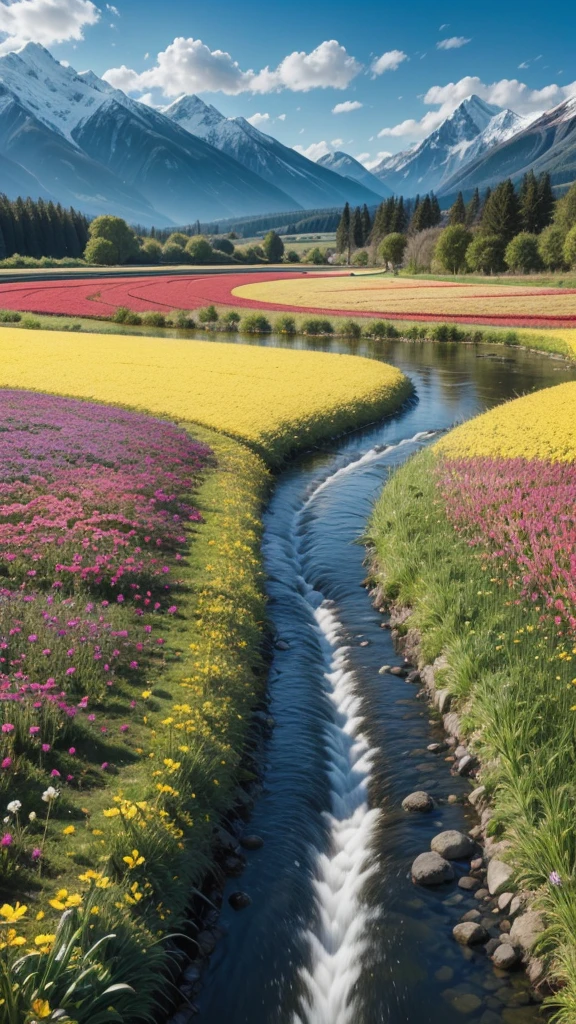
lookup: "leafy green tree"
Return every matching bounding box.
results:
[465,188,481,226]
[378,232,407,270]
[563,224,576,268]
[336,202,351,256]
[84,236,117,265]
[538,224,566,270]
[465,234,506,274]
[140,238,163,263]
[166,232,190,248]
[504,232,542,272]
[185,235,214,263]
[162,242,186,263]
[553,181,576,234]
[434,224,472,274]
[262,230,285,262]
[88,215,139,264]
[212,237,235,255]
[449,192,466,225]
[480,179,519,242]
[351,207,364,249]
[284,249,300,263]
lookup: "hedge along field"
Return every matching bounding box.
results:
[233,275,576,329]
[0,329,412,465]
[368,381,576,1022]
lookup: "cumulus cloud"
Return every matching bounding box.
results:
[377,73,576,140]
[246,111,270,127]
[0,0,99,53]
[371,49,407,75]
[363,150,392,169]
[332,99,362,113]
[355,151,370,162]
[437,36,471,50]
[293,140,331,161]
[277,112,286,120]
[330,137,343,146]
[106,3,119,14]
[104,37,361,97]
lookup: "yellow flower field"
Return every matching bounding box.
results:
[437,380,576,461]
[233,275,576,322]
[0,328,411,463]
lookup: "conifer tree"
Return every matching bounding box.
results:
[480,179,519,243]
[465,188,480,226]
[537,172,555,230]
[351,206,364,249]
[336,202,351,256]
[449,192,466,225]
[430,193,442,226]
[410,194,433,232]
[361,204,372,244]
[392,196,407,233]
[519,171,540,233]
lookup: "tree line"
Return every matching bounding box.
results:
[0,196,89,260]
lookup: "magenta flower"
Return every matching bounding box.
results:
[129,661,138,669]
[50,769,61,778]
[68,747,76,756]
[29,726,40,735]
[65,667,76,676]
[101,761,109,770]
[31,847,42,860]
[1,833,13,847]
[28,634,38,642]
[1,758,12,769]
[42,649,51,656]
[168,605,177,614]
[120,724,129,733]
[41,744,51,753]
[1,724,14,734]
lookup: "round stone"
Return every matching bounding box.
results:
[411,851,455,885]
[240,834,264,851]
[453,921,488,945]
[229,891,252,911]
[492,944,519,969]
[401,790,434,812]
[431,830,474,859]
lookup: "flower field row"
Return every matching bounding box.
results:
[0,329,412,465]
[2,270,576,329]
[233,275,576,328]
[369,383,576,1021]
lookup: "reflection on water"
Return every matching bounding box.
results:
[192,339,573,1024]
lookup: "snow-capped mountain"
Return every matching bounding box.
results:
[316,151,393,198]
[163,94,383,209]
[373,96,526,196]
[438,96,576,198]
[0,43,299,224]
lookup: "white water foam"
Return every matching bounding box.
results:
[289,432,436,1024]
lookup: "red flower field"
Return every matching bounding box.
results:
[0,270,575,328]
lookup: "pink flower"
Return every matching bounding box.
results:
[66,667,76,676]
[68,747,76,756]
[117,595,124,603]
[129,661,138,669]
[1,833,13,847]
[120,724,129,733]
[168,606,177,614]
[66,774,74,782]
[101,761,109,770]
[1,724,14,734]
[41,744,51,753]
[42,649,51,656]
[50,769,61,778]
[31,847,42,860]
[28,634,38,642]
[1,757,12,769]
[29,726,40,735]
[87,714,95,722]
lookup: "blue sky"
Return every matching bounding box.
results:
[2,0,576,166]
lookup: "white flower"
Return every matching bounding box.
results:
[2,816,9,824]
[41,787,59,803]
[7,800,21,815]
[28,811,37,821]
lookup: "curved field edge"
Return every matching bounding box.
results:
[0,330,413,468]
[367,446,576,1022]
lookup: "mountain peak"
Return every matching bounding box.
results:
[163,93,224,129]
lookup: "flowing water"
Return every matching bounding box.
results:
[195,340,575,1024]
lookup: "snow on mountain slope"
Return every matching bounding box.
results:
[163,94,384,209]
[316,151,393,198]
[372,96,525,196]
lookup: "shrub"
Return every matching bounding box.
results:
[284,250,300,263]
[161,242,186,264]
[221,311,241,330]
[84,236,117,266]
[0,309,21,322]
[430,323,453,342]
[365,320,398,339]
[239,313,272,333]
[300,318,334,335]
[142,311,167,327]
[171,310,196,329]
[61,322,83,332]
[352,249,369,267]
[185,236,215,264]
[113,306,142,325]
[303,247,328,265]
[198,305,219,324]
[339,319,362,339]
[405,228,444,274]
[563,225,576,269]
[465,234,506,274]
[538,224,567,271]
[504,232,542,273]
[20,316,41,329]
[262,230,284,263]
[404,324,427,340]
[140,238,163,264]
[212,237,235,255]
[274,315,297,334]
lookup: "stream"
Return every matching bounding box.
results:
[195,339,576,1024]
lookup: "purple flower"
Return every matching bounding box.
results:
[68,747,76,756]
[120,724,129,733]
[28,634,38,642]
[66,667,76,676]
[1,723,14,734]
[31,847,42,860]
[29,726,40,735]
[101,761,109,770]
[1,758,12,769]
[1,833,13,847]
[549,871,563,886]
[50,769,61,778]
[41,743,51,753]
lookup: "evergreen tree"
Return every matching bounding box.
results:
[465,188,480,226]
[480,179,520,243]
[49,202,66,258]
[410,195,433,232]
[537,172,555,231]
[392,196,407,233]
[519,171,540,233]
[0,221,5,261]
[0,196,16,256]
[430,193,442,226]
[351,206,364,249]
[262,230,284,262]
[448,192,466,225]
[12,198,27,255]
[361,204,372,244]
[336,202,351,256]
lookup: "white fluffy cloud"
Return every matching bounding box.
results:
[246,111,270,127]
[293,140,331,161]
[371,49,407,75]
[277,112,286,120]
[362,150,392,169]
[437,36,471,50]
[104,37,362,97]
[378,73,576,140]
[332,99,362,113]
[0,0,99,53]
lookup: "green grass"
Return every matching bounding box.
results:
[399,270,576,289]
[367,447,576,1021]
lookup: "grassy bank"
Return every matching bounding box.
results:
[368,414,576,1021]
[1,307,575,361]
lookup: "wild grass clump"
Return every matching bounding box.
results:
[221,310,241,330]
[0,309,21,322]
[172,310,196,329]
[365,320,399,339]
[239,313,272,333]
[300,317,334,336]
[198,304,219,324]
[274,314,297,334]
[339,318,362,339]
[113,306,142,325]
